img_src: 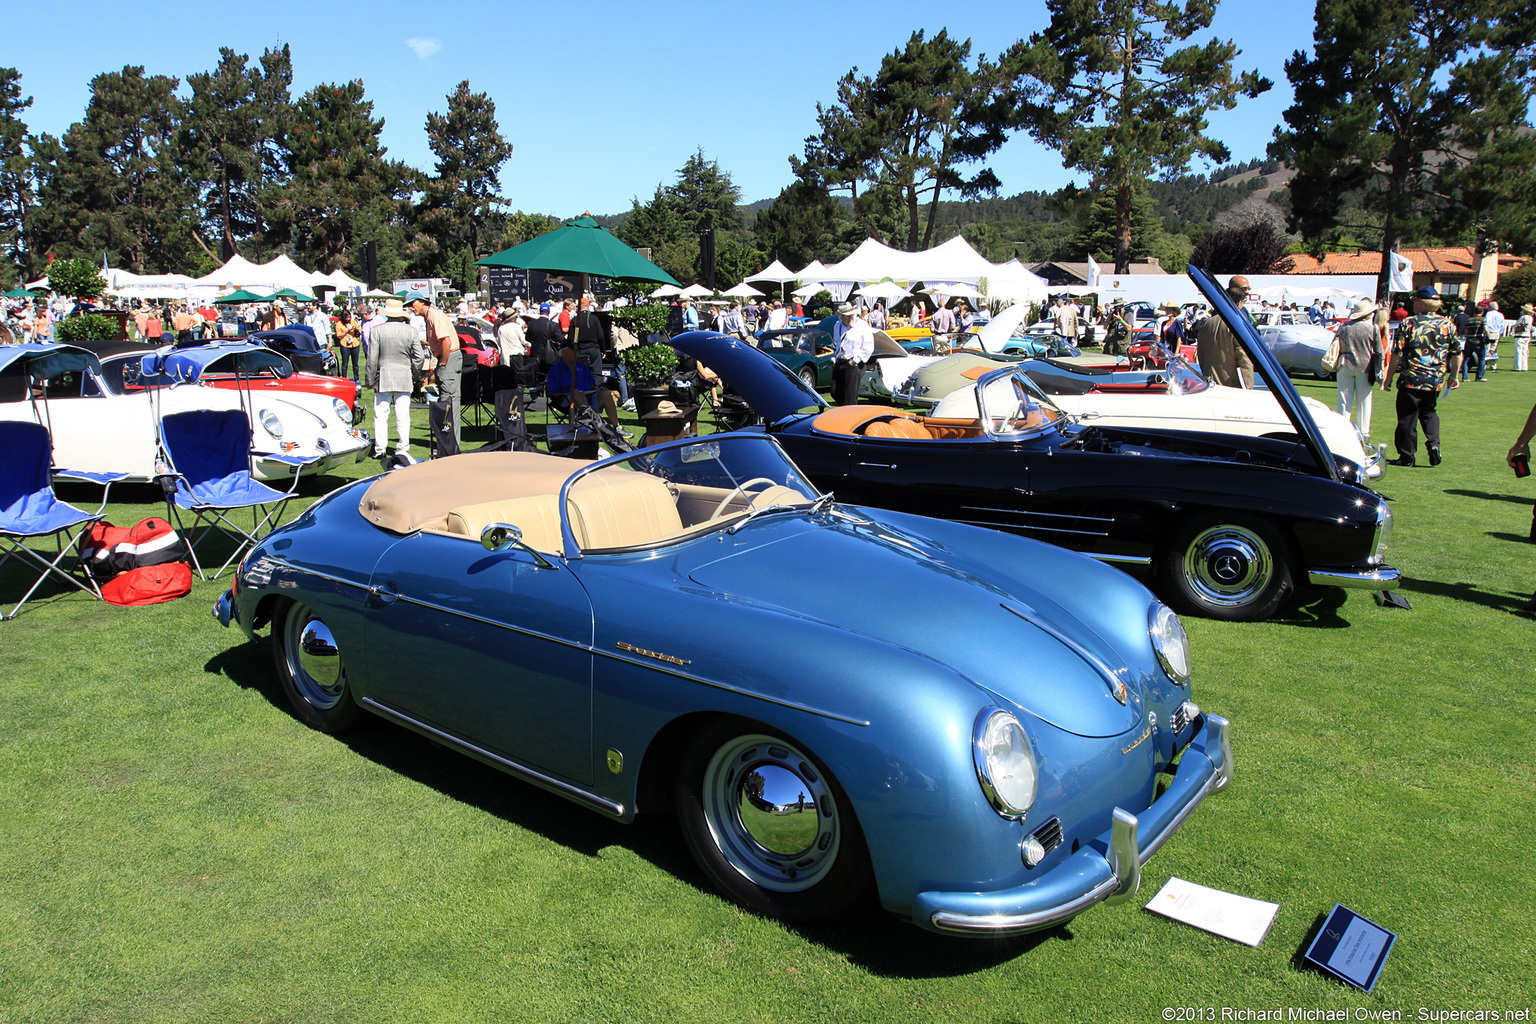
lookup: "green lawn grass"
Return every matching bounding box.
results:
[2,374,1535,1022]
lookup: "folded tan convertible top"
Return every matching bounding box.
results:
[357,451,590,534]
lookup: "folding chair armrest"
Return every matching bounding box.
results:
[255,451,325,494]
[53,469,130,513]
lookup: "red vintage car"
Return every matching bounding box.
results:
[202,368,361,421]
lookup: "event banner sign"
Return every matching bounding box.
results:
[488,268,610,304]
[1303,904,1397,992]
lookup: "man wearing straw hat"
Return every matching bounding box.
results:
[1513,303,1533,371]
[367,299,425,460]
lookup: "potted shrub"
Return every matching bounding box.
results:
[623,341,679,418]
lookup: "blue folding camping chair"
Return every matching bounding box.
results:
[0,420,123,620]
[157,409,316,581]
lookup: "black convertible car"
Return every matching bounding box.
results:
[672,267,1399,622]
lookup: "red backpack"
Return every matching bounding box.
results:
[99,562,193,606]
[78,517,189,584]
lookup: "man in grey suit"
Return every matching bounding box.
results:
[366,298,425,458]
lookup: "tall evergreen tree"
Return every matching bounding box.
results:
[1004,0,1269,273]
[180,48,262,261]
[617,152,748,284]
[415,80,513,280]
[0,68,35,282]
[753,179,861,269]
[1272,0,1536,296]
[794,30,1015,251]
[273,80,414,273]
[35,66,193,273]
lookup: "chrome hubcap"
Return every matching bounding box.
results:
[702,734,839,892]
[1183,525,1272,608]
[284,607,346,710]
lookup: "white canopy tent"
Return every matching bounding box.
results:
[984,260,1050,305]
[677,284,714,298]
[791,281,826,298]
[649,284,682,298]
[744,259,799,284]
[922,281,984,302]
[718,281,764,298]
[853,280,913,301]
[310,268,367,296]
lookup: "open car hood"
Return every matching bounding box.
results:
[972,303,1031,354]
[672,329,827,422]
[1188,266,1340,483]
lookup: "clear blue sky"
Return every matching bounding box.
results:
[10,0,1316,219]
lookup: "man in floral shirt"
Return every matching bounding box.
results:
[1383,286,1460,467]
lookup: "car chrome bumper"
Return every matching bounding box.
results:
[1307,565,1400,590]
[891,388,937,409]
[213,588,237,628]
[916,713,1232,937]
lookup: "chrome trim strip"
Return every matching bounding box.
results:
[953,518,1110,538]
[390,592,592,652]
[273,569,870,727]
[1307,566,1401,591]
[591,647,871,727]
[960,506,1116,524]
[1089,553,1153,566]
[264,557,371,593]
[359,696,626,817]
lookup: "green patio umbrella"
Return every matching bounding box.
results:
[475,215,681,289]
[214,288,274,304]
[2,286,44,298]
[271,288,316,301]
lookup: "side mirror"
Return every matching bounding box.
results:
[479,522,556,569]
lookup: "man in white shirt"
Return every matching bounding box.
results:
[305,304,333,348]
[1053,298,1079,341]
[765,301,789,332]
[1483,301,1507,378]
[830,302,874,406]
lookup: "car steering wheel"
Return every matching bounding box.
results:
[711,477,779,519]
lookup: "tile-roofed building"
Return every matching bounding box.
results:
[1285,246,1527,301]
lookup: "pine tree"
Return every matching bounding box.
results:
[1004,0,1269,273]
[273,80,415,273]
[0,68,35,281]
[793,30,1014,251]
[35,65,193,273]
[1273,0,1536,295]
[415,80,513,282]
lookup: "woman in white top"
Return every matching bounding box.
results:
[1514,303,1533,371]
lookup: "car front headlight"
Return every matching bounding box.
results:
[972,708,1038,819]
[259,409,283,439]
[332,398,350,423]
[1149,603,1191,683]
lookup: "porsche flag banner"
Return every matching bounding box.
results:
[1388,251,1414,294]
[1087,255,1101,288]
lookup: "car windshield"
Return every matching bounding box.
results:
[97,356,146,396]
[976,369,1068,437]
[1164,357,1209,396]
[561,435,821,553]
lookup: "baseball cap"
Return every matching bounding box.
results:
[1412,286,1439,300]
[540,302,551,313]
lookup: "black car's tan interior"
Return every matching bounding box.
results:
[810,404,985,441]
[359,451,806,555]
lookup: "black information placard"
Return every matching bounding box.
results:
[1303,904,1396,993]
[486,268,611,304]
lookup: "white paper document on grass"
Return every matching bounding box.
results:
[1145,877,1280,946]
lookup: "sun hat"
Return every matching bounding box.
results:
[380,298,409,320]
[837,302,857,316]
[1522,303,1533,314]
[1348,297,1378,320]
[1158,300,1182,313]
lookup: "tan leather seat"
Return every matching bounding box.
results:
[566,471,684,549]
[445,495,568,553]
[862,417,932,440]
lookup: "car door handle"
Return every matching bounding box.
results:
[367,583,399,606]
[856,461,897,469]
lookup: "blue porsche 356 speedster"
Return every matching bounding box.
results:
[214,433,1230,936]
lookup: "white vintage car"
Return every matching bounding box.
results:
[1252,310,1340,379]
[0,340,370,482]
[913,352,1383,479]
